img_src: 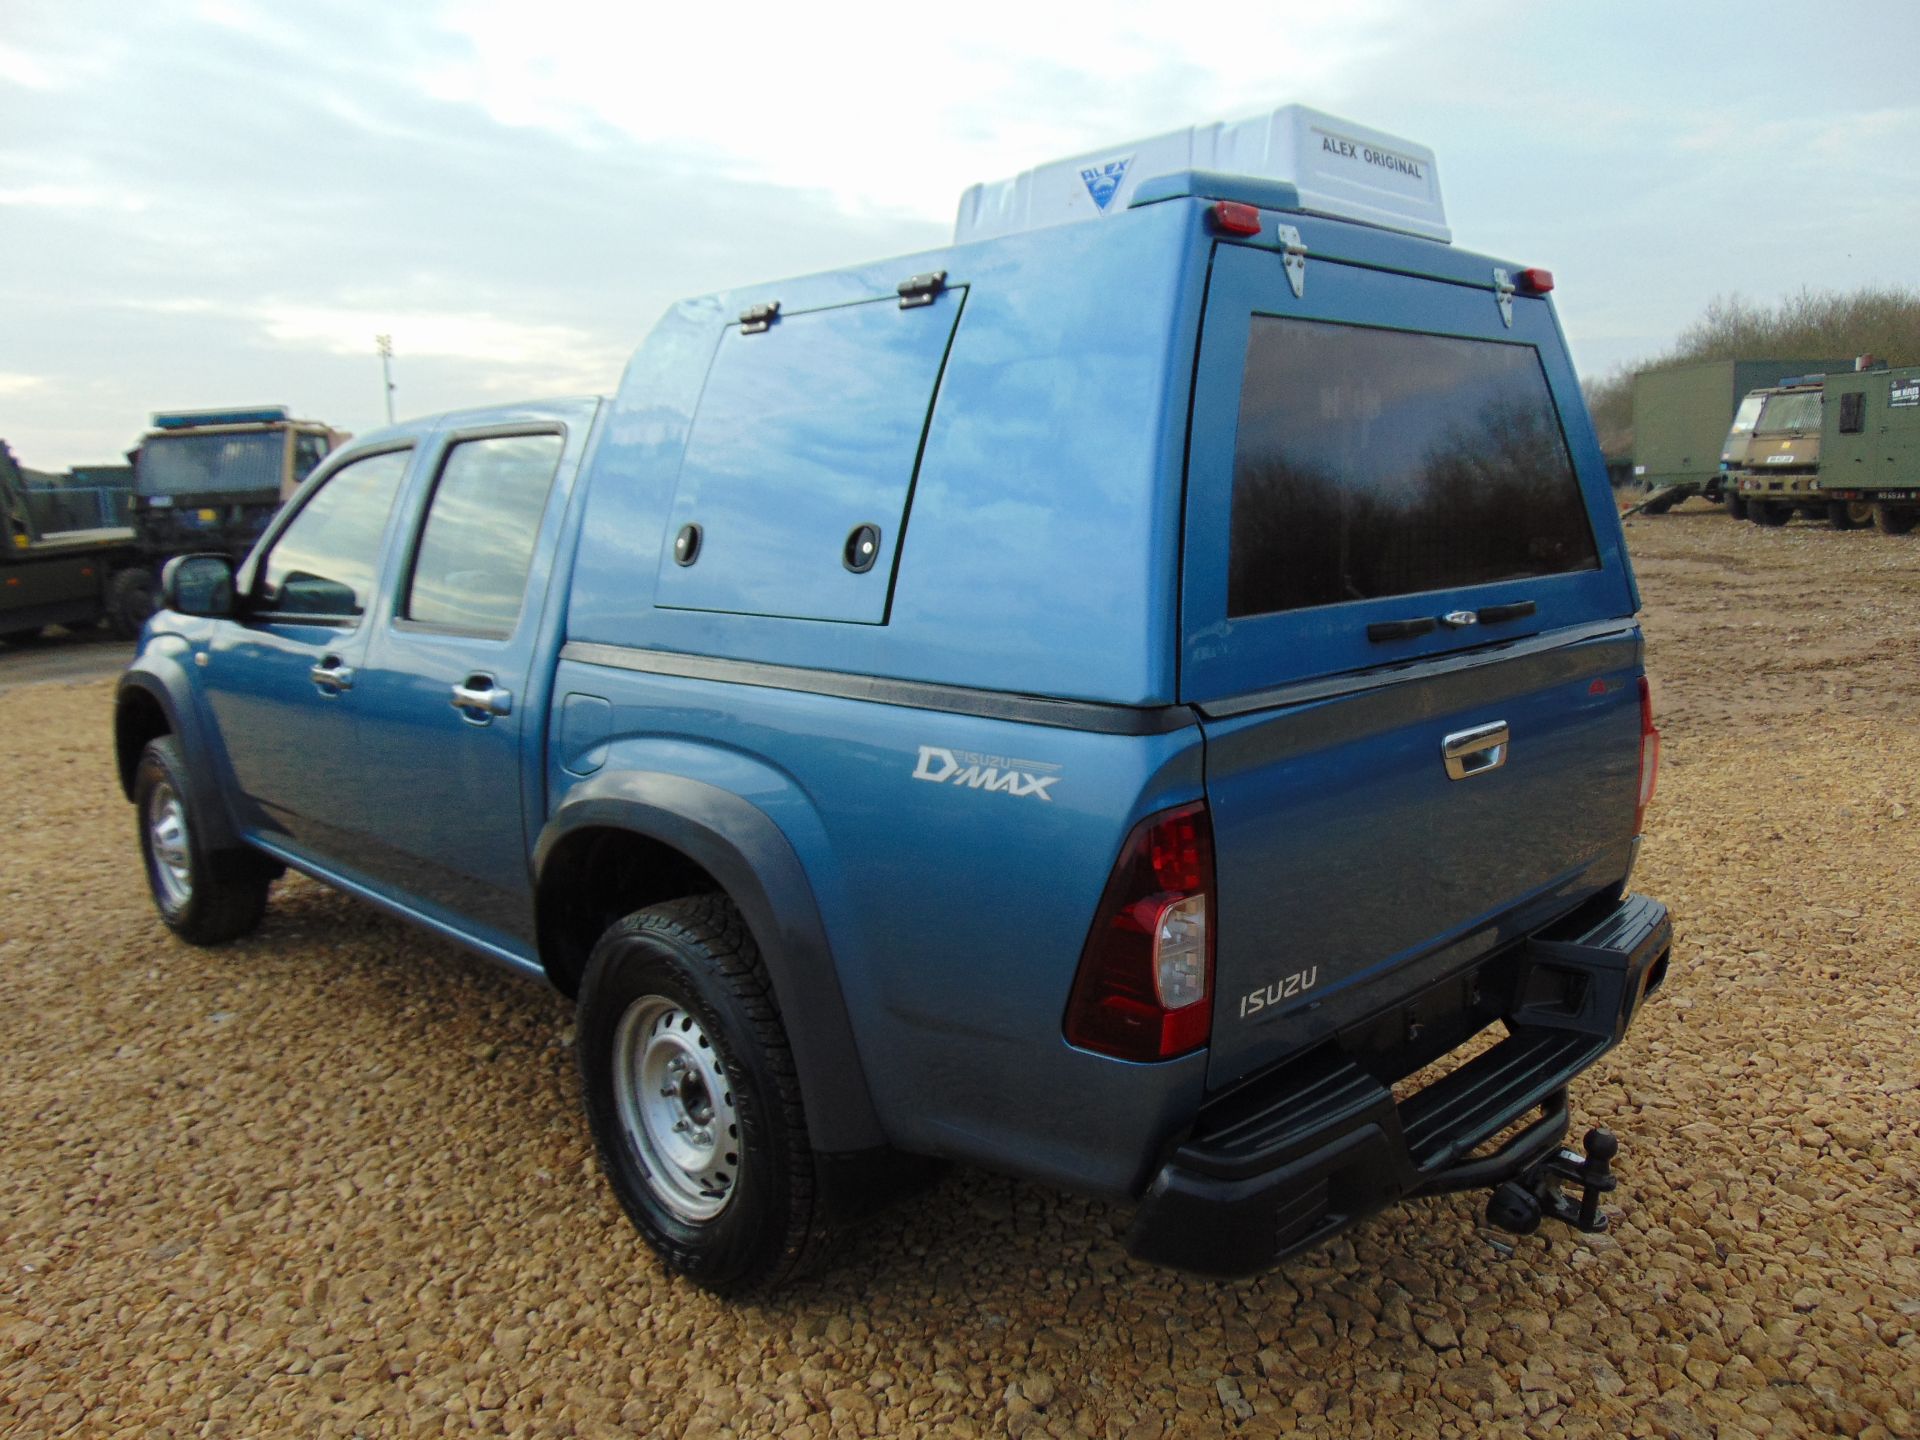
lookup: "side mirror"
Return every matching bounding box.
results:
[160,553,236,618]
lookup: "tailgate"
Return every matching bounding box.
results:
[1179,238,1643,1090]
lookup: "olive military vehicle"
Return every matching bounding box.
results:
[0,439,137,643]
[1730,377,1834,527]
[1815,366,1920,535]
[113,407,346,635]
[1627,357,1849,515]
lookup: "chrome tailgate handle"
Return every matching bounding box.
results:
[1442,721,1509,780]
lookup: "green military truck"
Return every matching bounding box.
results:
[1629,357,1851,514]
[1,440,137,644]
[1815,366,1920,535]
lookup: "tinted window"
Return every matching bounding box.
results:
[1228,317,1599,619]
[405,433,563,634]
[258,449,410,617]
[1838,391,1866,434]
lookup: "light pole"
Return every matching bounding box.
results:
[375,334,396,425]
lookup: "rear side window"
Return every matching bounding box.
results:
[1228,317,1599,619]
[405,433,563,634]
[1838,392,1866,434]
[258,448,410,618]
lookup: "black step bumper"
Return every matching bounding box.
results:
[1126,893,1671,1277]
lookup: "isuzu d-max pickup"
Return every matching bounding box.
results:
[116,107,1670,1294]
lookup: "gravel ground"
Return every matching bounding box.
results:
[3,507,1917,1439]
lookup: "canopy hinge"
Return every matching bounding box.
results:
[897,270,948,309]
[1277,224,1307,299]
[1493,268,1515,328]
[740,301,781,335]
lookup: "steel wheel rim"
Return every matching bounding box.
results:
[612,995,740,1222]
[146,781,193,909]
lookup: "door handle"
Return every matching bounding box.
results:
[1442,721,1509,780]
[310,658,355,693]
[450,676,513,719]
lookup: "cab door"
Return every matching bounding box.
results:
[201,443,418,861]
[344,402,597,947]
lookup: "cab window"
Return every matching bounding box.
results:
[256,448,411,619]
[403,433,564,635]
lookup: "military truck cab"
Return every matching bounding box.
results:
[115,407,346,635]
[1732,378,1835,526]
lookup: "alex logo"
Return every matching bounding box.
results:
[912,746,1060,801]
[1079,158,1131,212]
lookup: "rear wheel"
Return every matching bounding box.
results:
[577,895,833,1295]
[1875,502,1919,536]
[1751,501,1790,527]
[133,736,271,944]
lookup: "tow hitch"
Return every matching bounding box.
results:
[1486,1127,1618,1236]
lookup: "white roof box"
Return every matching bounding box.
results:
[954,105,1448,246]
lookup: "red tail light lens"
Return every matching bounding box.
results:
[1210,201,1263,236]
[1635,676,1660,834]
[1517,266,1554,293]
[1064,802,1216,1061]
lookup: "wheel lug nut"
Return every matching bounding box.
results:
[659,1084,676,1098]
[673,1119,690,1134]
[695,1129,712,1146]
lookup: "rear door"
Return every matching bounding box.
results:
[346,402,597,946]
[1183,242,1644,1089]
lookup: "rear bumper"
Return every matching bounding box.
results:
[1126,893,1671,1276]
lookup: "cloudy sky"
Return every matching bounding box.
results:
[3,0,1916,468]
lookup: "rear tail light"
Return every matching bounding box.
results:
[1064,801,1215,1061]
[1517,266,1555,293]
[1209,201,1263,237]
[1635,676,1660,834]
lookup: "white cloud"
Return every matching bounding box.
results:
[0,372,45,396]
[424,0,1415,218]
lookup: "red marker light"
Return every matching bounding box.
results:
[1210,201,1262,237]
[1517,266,1554,294]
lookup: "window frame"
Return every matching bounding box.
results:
[391,422,569,642]
[245,441,416,628]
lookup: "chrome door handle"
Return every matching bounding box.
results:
[450,678,513,718]
[1442,721,1509,780]
[310,660,355,692]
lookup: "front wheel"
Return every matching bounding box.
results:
[1724,493,1748,520]
[133,736,271,945]
[1751,501,1791,527]
[1827,501,1875,531]
[577,896,833,1295]
[110,568,157,639]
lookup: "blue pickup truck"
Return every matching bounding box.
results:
[115,110,1670,1294]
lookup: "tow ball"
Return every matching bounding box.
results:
[1485,1128,1618,1236]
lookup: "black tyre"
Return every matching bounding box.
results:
[578,895,832,1295]
[133,736,271,945]
[0,627,41,645]
[1751,501,1790,527]
[110,568,157,639]
[1875,503,1919,536]
[1724,493,1748,520]
[1826,501,1875,531]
